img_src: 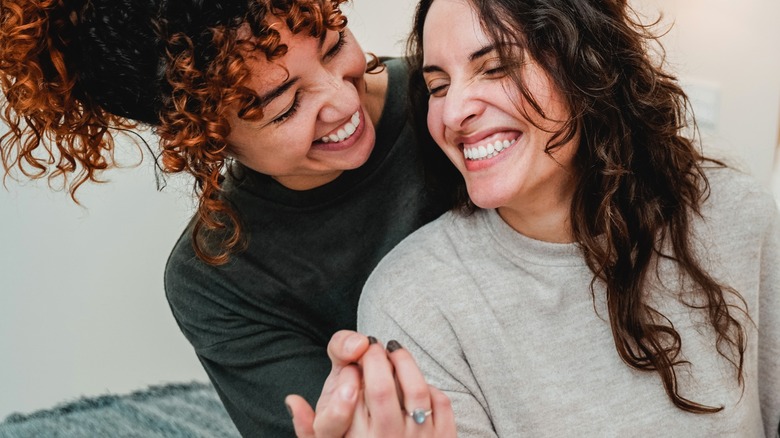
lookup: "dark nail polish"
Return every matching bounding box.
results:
[386,340,403,353]
[285,402,293,419]
[368,336,378,345]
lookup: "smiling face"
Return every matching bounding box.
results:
[422,0,579,240]
[226,20,376,190]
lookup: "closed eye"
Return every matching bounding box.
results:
[427,82,449,97]
[271,91,301,124]
[324,30,347,61]
[481,57,509,78]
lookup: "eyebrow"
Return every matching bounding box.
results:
[422,44,496,74]
[258,31,334,107]
[469,44,495,62]
[256,77,299,108]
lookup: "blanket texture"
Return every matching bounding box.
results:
[0,382,240,437]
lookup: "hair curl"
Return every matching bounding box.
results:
[408,0,747,413]
[1,0,348,264]
[0,0,135,196]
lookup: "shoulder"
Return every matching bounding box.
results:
[379,57,409,114]
[701,165,778,230]
[359,211,481,314]
[164,224,199,304]
[369,210,473,274]
[163,224,247,349]
[164,224,221,306]
[381,57,409,85]
[164,227,215,317]
[692,165,779,271]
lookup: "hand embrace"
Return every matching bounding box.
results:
[286,332,455,437]
[346,338,455,437]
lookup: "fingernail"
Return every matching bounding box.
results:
[285,402,293,419]
[367,336,378,345]
[386,340,403,353]
[340,385,357,402]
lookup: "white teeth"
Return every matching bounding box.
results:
[463,138,517,161]
[320,111,361,143]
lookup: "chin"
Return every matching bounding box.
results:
[465,180,517,210]
[466,191,509,210]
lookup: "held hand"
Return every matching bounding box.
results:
[286,330,370,438]
[347,339,456,437]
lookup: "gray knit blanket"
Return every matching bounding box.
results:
[0,382,240,438]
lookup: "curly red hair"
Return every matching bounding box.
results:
[1,0,348,264]
[0,0,134,195]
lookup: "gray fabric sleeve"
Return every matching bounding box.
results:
[759,200,780,437]
[358,245,499,438]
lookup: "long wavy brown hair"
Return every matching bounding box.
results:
[408,0,747,413]
[0,0,348,265]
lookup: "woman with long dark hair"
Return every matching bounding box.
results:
[341,0,779,435]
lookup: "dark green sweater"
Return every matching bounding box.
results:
[164,58,451,437]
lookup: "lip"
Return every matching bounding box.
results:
[312,108,366,152]
[457,130,522,172]
[455,128,518,146]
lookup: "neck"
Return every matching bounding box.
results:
[497,185,575,243]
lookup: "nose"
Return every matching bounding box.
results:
[316,70,359,124]
[440,79,484,130]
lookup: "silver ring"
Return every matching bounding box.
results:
[407,408,433,425]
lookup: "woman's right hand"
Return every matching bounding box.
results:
[346,338,456,437]
[286,330,368,438]
[287,333,456,437]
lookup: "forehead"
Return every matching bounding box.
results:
[238,17,311,93]
[423,0,490,57]
[243,53,291,93]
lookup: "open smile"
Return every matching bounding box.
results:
[461,133,520,161]
[319,111,361,144]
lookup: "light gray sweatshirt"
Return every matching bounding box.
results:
[358,166,780,437]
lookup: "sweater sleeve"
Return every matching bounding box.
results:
[759,200,780,437]
[193,327,330,438]
[358,237,499,438]
[164,249,328,438]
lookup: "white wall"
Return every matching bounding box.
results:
[343,0,417,57]
[0,135,206,419]
[1,0,778,421]
[632,0,780,185]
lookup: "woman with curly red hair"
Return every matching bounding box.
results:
[0,0,456,435]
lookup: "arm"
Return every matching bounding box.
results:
[357,276,498,438]
[164,252,365,437]
[759,202,780,437]
[190,322,336,437]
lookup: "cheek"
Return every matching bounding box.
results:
[426,102,445,146]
